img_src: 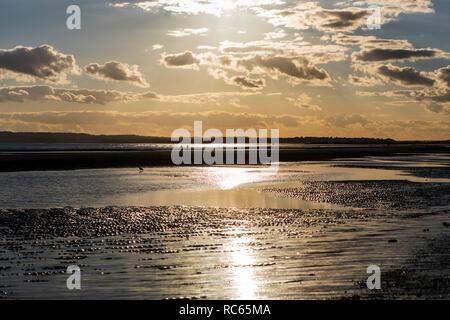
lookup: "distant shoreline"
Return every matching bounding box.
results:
[0,143,448,172]
[1,131,449,145]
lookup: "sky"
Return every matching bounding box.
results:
[0,0,449,139]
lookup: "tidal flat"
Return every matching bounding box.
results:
[0,154,449,299]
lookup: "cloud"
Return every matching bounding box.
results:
[436,65,450,88]
[289,93,322,111]
[162,51,200,68]
[335,0,434,17]
[377,65,435,87]
[167,27,208,37]
[231,76,265,89]
[329,33,412,49]
[1,108,447,139]
[197,45,217,50]
[218,40,347,64]
[356,82,450,115]
[419,88,450,102]
[207,68,265,90]
[158,90,258,104]
[348,75,383,87]
[152,44,164,50]
[163,48,332,86]
[325,114,368,128]
[110,0,434,31]
[0,85,263,107]
[237,55,330,84]
[228,97,249,109]
[355,90,412,98]
[85,61,149,87]
[0,109,305,135]
[353,48,444,62]
[256,2,371,32]
[0,45,79,83]
[423,102,450,114]
[0,85,157,105]
[110,0,284,17]
[264,29,286,40]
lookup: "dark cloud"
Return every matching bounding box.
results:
[436,65,450,88]
[377,65,435,87]
[423,102,449,114]
[318,9,369,30]
[353,48,439,62]
[206,67,265,90]
[0,45,79,82]
[238,55,329,82]
[162,51,199,68]
[85,61,149,87]
[163,51,330,85]
[260,3,371,32]
[413,88,450,104]
[232,76,265,89]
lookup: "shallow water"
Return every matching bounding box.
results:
[0,154,449,209]
[1,208,448,299]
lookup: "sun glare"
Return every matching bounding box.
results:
[226,232,258,299]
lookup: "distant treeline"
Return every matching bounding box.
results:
[0,132,172,144]
[0,132,448,144]
[276,137,396,144]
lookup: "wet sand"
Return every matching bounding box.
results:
[0,143,448,172]
[265,180,450,210]
[0,206,448,299]
[342,233,450,300]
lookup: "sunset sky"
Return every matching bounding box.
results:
[0,0,449,139]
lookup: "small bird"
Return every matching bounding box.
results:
[138,167,144,172]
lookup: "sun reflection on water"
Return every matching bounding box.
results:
[225,229,258,299]
[201,167,270,190]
